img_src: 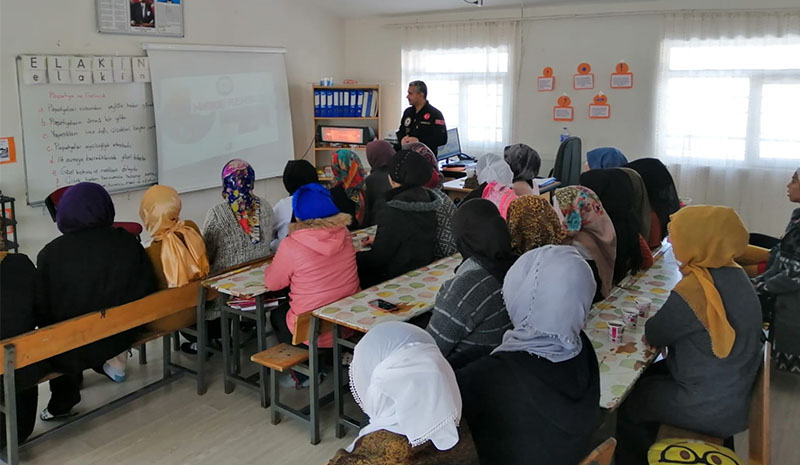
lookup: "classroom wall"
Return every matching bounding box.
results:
[0,0,345,257]
[344,0,799,234]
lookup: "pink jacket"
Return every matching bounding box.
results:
[264,213,359,347]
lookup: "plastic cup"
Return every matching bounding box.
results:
[608,320,625,343]
[622,308,639,328]
[635,297,652,318]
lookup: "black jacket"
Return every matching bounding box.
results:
[356,187,441,288]
[36,226,157,372]
[396,101,447,154]
[364,168,391,227]
[457,332,600,465]
[0,253,43,446]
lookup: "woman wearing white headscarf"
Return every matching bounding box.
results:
[456,245,600,465]
[328,321,479,465]
[461,154,536,216]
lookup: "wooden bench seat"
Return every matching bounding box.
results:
[0,280,215,465]
[251,344,309,372]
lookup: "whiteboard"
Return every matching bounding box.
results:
[145,44,294,193]
[16,60,157,205]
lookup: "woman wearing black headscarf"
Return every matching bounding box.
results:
[36,182,157,420]
[426,199,515,369]
[625,158,681,247]
[504,143,542,196]
[356,150,441,288]
[272,160,320,249]
[364,139,395,227]
[0,229,43,447]
[580,169,644,284]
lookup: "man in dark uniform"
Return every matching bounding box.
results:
[396,80,447,155]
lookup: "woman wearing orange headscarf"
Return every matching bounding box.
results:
[140,185,209,332]
[615,206,763,465]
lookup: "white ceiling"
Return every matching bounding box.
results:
[307,0,651,19]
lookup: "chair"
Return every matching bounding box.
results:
[250,311,334,445]
[655,342,771,465]
[550,136,582,186]
[578,437,616,465]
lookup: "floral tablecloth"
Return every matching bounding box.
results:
[201,225,378,298]
[312,254,461,332]
[586,243,682,410]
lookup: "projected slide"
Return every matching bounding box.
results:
[147,46,294,193]
[158,72,278,171]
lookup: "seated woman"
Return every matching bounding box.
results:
[264,183,359,347]
[37,182,156,420]
[404,141,443,189]
[329,321,479,465]
[554,186,617,302]
[0,234,43,447]
[331,149,367,229]
[426,199,515,369]
[581,168,646,284]
[461,154,517,218]
[615,206,763,465]
[456,245,600,465]
[197,159,273,353]
[753,168,800,374]
[357,150,441,288]
[139,185,209,333]
[506,195,566,255]
[364,139,395,227]
[620,167,654,268]
[625,158,680,248]
[503,143,541,196]
[404,142,457,258]
[586,146,628,170]
[272,160,319,250]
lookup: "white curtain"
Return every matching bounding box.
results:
[655,11,800,235]
[401,21,519,156]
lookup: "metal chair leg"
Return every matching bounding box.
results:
[138,343,147,365]
[270,369,281,425]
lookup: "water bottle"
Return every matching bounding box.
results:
[560,127,570,143]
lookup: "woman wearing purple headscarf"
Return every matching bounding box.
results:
[37,182,157,420]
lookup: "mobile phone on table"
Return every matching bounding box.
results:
[368,299,400,312]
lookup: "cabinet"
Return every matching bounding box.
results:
[312,84,381,180]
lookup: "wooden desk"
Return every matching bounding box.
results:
[443,178,561,204]
[587,243,682,410]
[310,254,461,438]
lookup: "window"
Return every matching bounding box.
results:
[402,46,511,155]
[659,39,800,164]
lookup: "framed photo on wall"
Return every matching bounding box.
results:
[96,0,184,37]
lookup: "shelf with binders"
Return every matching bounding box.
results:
[312,83,381,170]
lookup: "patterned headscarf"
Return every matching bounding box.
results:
[332,149,367,224]
[403,141,443,189]
[56,182,115,234]
[669,206,748,359]
[554,186,617,298]
[506,195,567,255]
[221,159,262,244]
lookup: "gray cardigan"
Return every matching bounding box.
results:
[202,200,274,319]
[640,267,762,437]
[426,258,511,369]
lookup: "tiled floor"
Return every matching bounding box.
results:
[16,338,800,465]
